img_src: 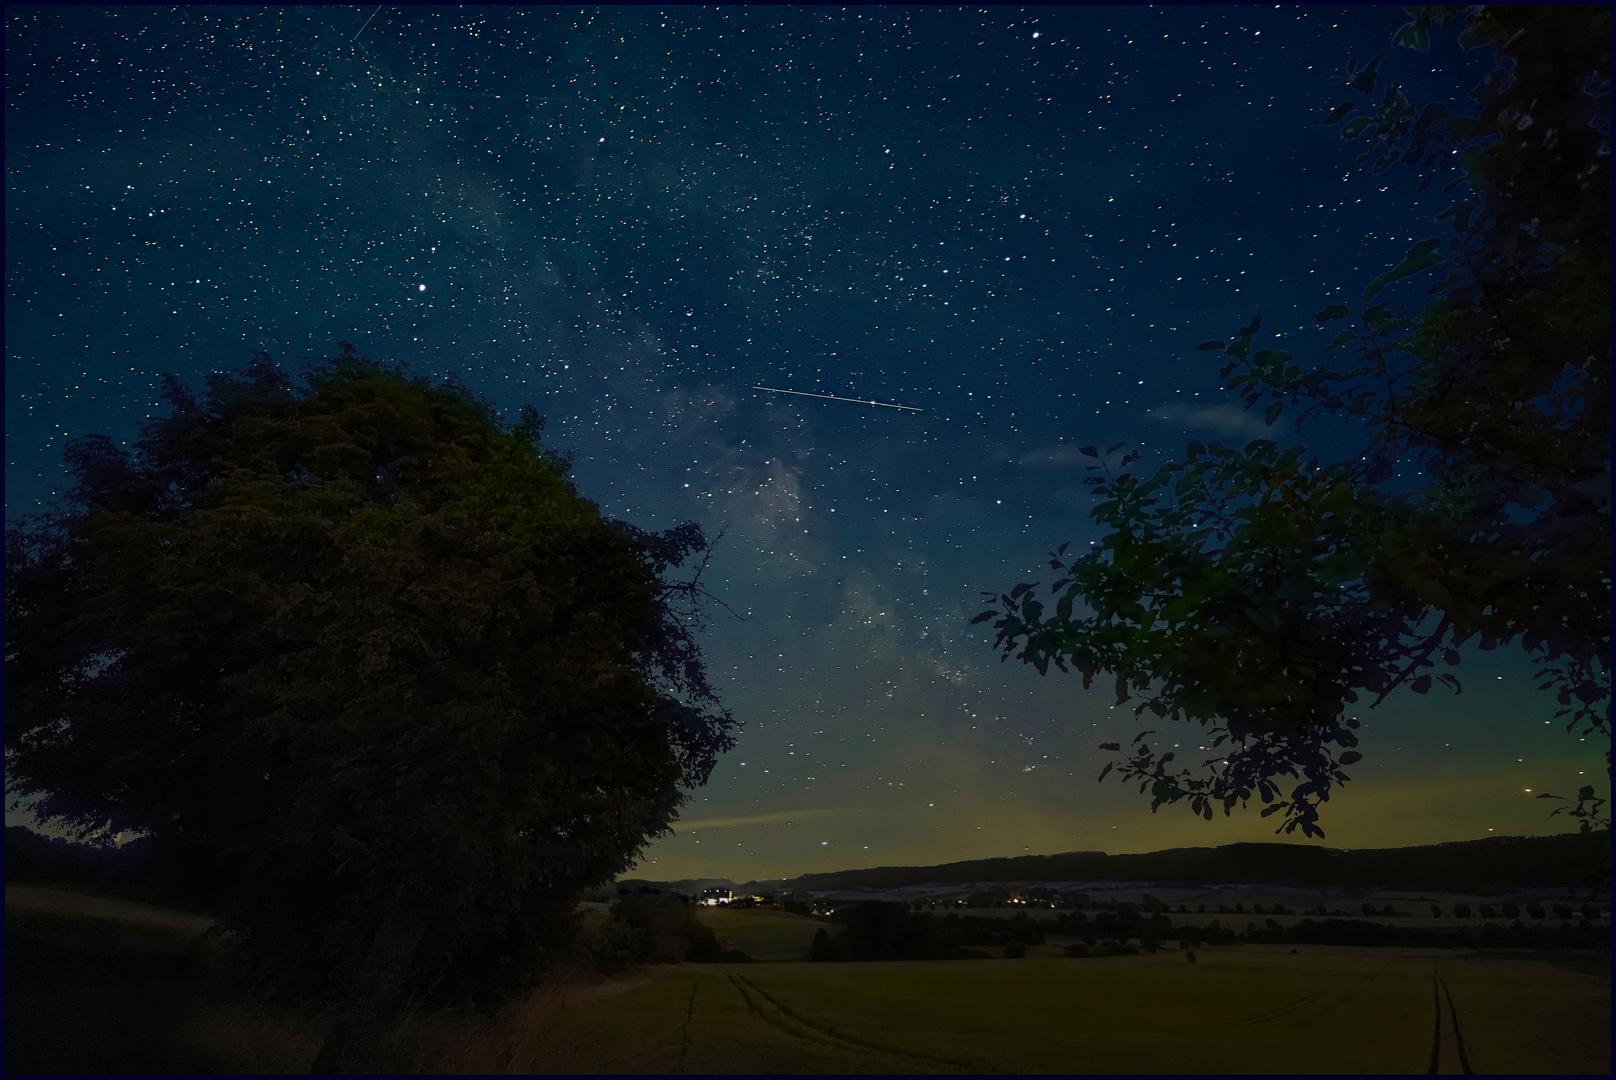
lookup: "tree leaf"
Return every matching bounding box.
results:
[1392,21,1429,53]
[1349,50,1385,94]
[1362,238,1443,301]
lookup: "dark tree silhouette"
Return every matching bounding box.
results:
[976,6,1608,837]
[5,345,738,1070]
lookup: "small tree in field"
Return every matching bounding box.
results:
[5,345,737,1070]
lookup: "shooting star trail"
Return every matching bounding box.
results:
[353,4,383,41]
[753,386,923,412]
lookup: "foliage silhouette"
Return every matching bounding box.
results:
[4,344,737,1069]
[976,6,1609,837]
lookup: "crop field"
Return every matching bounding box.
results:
[7,884,1609,1074]
[429,948,1610,1075]
[695,905,827,960]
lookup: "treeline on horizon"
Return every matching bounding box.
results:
[778,832,1612,895]
[806,898,1611,963]
[19,826,1606,910]
[627,831,1611,897]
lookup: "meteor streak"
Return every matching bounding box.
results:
[753,385,922,412]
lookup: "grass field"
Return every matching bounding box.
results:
[694,904,829,960]
[5,883,328,1073]
[420,948,1610,1075]
[8,883,1609,1074]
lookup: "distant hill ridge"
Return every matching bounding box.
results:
[622,832,1609,896]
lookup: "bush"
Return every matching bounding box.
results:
[1065,941,1139,958]
[606,894,724,964]
[809,927,846,962]
[1002,940,1027,959]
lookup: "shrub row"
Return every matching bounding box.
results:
[805,901,1609,960]
[810,903,1050,961]
[578,892,751,970]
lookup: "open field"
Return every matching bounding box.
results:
[6,881,216,934]
[5,884,328,1073]
[8,883,1609,1074]
[422,948,1610,1075]
[695,905,829,960]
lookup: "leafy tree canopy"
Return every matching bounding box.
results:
[5,345,737,1046]
[976,5,1609,838]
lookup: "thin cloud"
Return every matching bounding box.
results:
[676,807,865,830]
[1149,402,1269,437]
[1019,443,1092,468]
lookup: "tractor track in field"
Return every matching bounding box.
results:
[1226,988,1331,1028]
[673,980,698,1074]
[720,968,984,1073]
[1427,962,1475,1075]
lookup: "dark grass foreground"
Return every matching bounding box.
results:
[5,890,327,1073]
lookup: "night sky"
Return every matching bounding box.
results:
[6,5,1602,882]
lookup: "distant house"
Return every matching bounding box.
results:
[700,887,733,906]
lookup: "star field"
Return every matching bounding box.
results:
[6,5,1599,880]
